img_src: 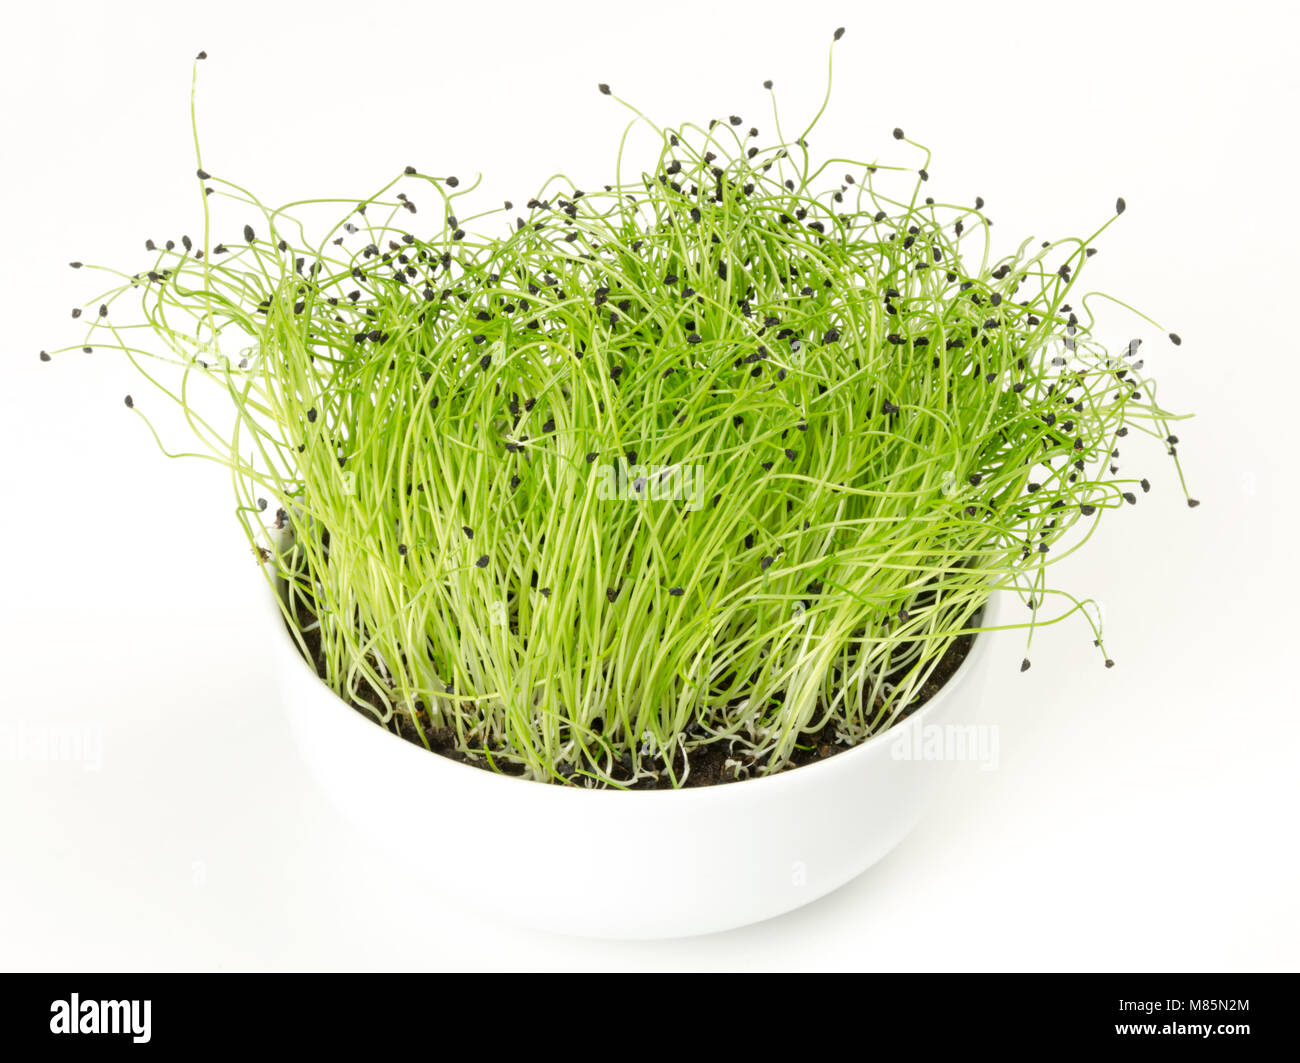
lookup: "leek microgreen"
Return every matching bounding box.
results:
[48,29,1194,787]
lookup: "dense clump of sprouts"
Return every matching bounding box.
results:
[50,32,1193,787]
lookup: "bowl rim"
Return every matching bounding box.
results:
[271,574,1004,803]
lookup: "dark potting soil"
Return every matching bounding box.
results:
[290,605,974,789]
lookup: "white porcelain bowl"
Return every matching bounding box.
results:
[274,589,1003,939]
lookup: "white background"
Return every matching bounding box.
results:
[2,0,1297,970]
